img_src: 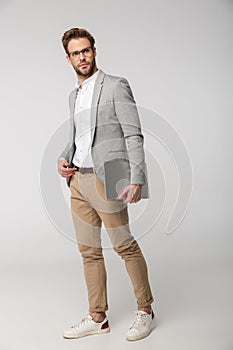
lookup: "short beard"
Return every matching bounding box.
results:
[74,57,96,77]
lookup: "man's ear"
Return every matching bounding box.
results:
[93,47,97,57]
[66,54,72,65]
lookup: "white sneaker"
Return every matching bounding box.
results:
[126,310,156,341]
[63,314,110,339]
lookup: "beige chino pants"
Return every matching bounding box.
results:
[70,170,154,312]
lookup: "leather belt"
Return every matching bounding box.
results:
[76,167,94,174]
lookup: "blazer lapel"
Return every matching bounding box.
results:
[90,69,105,145]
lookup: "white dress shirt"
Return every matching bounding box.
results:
[72,69,100,167]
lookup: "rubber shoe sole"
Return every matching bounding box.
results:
[126,317,157,341]
[63,326,110,339]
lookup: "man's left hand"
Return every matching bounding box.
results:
[117,184,142,204]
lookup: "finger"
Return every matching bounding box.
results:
[117,193,127,200]
[59,164,69,171]
[129,192,139,203]
[132,194,141,203]
[58,161,69,169]
[63,167,76,174]
[117,188,128,199]
[124,192,133,203]
[117,191,126,199]
[62,173,74,178]
[61,170,75,177]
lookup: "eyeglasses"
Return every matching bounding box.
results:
[68,46,93,58]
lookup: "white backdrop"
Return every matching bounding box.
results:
[0,1,232,349]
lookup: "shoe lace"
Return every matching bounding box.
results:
[130,312,147,329]
[70,315,92,330]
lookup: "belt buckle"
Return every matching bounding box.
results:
[79,167,85,174]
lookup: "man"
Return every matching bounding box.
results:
[57,27,156,341]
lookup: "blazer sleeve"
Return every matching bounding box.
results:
[57,118,73,162]
[57,92,75,163]
[113,77,146,185]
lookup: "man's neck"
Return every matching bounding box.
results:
[77,67,98,88]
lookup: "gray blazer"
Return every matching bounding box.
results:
[58,69,148,190]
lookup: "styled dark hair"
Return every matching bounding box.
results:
[62,28,95,55]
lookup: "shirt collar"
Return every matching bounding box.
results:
[75,69,100,89]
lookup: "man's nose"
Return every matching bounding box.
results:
[79,52,85,60]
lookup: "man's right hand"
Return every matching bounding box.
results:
[58,159,77,178]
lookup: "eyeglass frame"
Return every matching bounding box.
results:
[67,46,94,58]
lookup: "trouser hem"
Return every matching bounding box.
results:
[137,297,154,308]
[89,307,108,313]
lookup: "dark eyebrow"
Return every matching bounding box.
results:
[68,46,92,57]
